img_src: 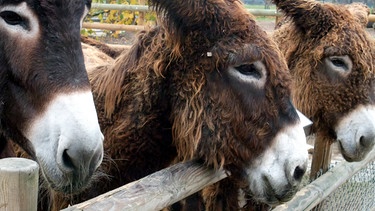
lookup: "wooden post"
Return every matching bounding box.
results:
[0,158,39,211]
[138,0,145,26]
[310,132,333,180]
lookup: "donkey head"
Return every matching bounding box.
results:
[151,0,308,205]
[273,0,375,162]
[0,0,103,193]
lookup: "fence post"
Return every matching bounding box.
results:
[0,158,39,211]
[310,132,333,180]
[138,0,146,26]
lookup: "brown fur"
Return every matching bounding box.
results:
[25,0,301,210]
[273,1,375,141]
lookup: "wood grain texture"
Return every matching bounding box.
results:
[63,160,228,211]
[0,158,39,211]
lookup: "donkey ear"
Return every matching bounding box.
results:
[149,0,252,46]
[345,3,370,27]
[272,0,335,39]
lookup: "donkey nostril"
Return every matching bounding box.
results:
[359,135,375,148]
[62,149,76,171]
[293,165,306,181]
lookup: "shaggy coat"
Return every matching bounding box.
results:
[272,0,375,161]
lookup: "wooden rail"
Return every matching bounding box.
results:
[82,22,146,32]
[62,160,228,211]
[84,4,283,31]
[0,158,39,211]
[90,3,281,16]
[84,4,375,31]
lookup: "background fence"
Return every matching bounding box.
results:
[82,3,375,32]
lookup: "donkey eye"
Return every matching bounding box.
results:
[325,55,352,76]
[331,58,347,69]
[0,11,24,26]
[227,61,267,86]
[235,64,262,79]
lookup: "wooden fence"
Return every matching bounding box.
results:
[62,148,375,210]
[0,158,39,211]
[83,3,375,32]
[83,3,283,32]
[273,148,375,211]
[1,147,374,210]
[63,160,228,211]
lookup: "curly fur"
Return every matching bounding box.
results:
[273,0,375,138]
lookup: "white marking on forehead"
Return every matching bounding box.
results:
[0,2,40,38]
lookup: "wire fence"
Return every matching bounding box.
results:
[313,160,375,210]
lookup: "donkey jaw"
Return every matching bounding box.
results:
[26,91,104,193]
[245,119,308,205]
[335,104,375,162]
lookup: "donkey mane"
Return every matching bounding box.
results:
[89,27,166,120]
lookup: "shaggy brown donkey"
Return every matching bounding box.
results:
[272,0,375,174]
[22,0,309,210]
[0,0,103,196]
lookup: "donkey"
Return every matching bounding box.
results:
[272,0,375,164]
[0,0,103,195]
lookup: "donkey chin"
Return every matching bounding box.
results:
[245,121,308,206]
[37,158,93,194]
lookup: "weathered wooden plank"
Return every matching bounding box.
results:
[309,132,333,180]
[90,2,375,23]
[0,158,39,211]
[63,160,228,211]
[82,23,146,32]
[90,4,283,17]
[91,3,149,12]
[273,148,375,211]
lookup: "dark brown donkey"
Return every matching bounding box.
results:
[0,0,103,195]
